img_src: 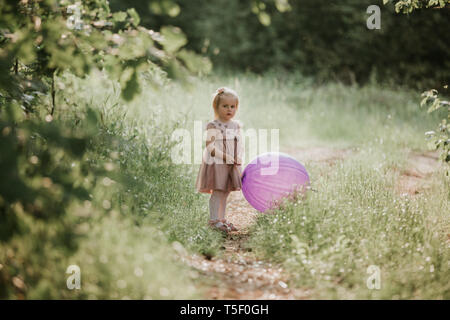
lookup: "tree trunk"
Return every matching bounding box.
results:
[50,70,56,116]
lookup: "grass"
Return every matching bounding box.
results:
[247,152,449,298]
[2,68,448,299]
[60,69,450,299]
[225,72,449,298]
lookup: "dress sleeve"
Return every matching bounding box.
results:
[205,122,235,164]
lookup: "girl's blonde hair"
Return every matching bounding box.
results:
[212,87,239,119]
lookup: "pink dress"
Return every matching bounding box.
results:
[195,119,243,194]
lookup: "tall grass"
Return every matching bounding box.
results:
[122,69,440,151]
[3,68,447,299]
[175,70,448,299]
[58,70,226,256]
[64,69,448,299]
[246,134,449,299]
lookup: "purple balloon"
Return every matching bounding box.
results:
[241,152,310,213]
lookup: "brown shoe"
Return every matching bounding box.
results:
[208,219,229,232]
[223,220,238,231]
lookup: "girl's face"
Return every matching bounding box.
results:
[216,95,238,122]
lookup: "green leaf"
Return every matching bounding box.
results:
[160,26,187,54]
[16,34,37,64]
[177,49,212,75]
[275,0,292,12]
[127,8,140,27]
[149,0,180,17]
[167,4,180,17]
[258,12,271,26]
[113,12,127,23]
[121,69,140,101]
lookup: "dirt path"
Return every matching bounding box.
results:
[395,150,443,195]
[181,147,443,299]
[182,191,309,299]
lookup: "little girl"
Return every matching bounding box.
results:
[195,87,243,232]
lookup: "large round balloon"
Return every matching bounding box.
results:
[241,152,310,212]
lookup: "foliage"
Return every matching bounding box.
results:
[421,89,450,166]
[384,0,450,13]
[0,0,211,112]
[1,0,448,299]
[114,0,450,89]
[0,102,100,239]
[0,101,102,298]
[0,70,223,298]
[56,215,201,299]
[384,0,450,168]
[1,68,448,298]
[0,0,216,299]
[83,81,225,256]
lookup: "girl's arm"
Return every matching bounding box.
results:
[206,124,235,164]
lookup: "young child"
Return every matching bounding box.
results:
[195,87,243,232]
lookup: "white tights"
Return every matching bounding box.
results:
[209,190,231,221]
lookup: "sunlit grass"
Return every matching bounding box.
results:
[65,215,201,300]
[71,69,448,299]
[247,151,449,299]
[5,68,446,299]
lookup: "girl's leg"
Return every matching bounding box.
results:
[209,190,223,221]
[219,190,237,231]
[209,190,229,231]
[218,190,230,220]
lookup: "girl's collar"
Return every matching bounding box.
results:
[215,118,231,125]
